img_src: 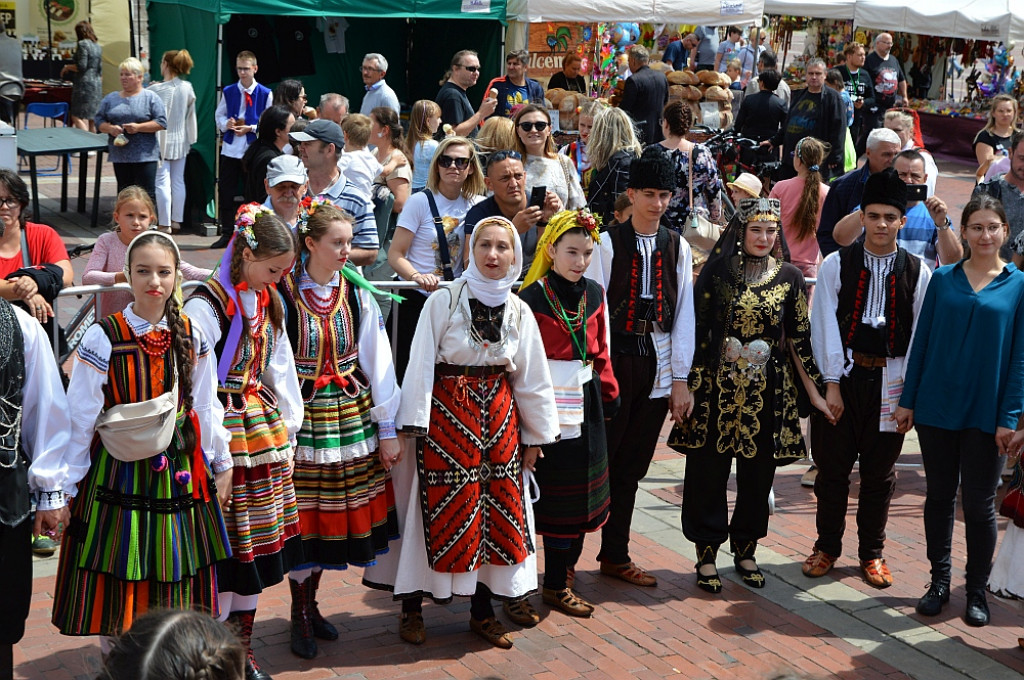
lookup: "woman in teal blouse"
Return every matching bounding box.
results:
[896,194,1024,628]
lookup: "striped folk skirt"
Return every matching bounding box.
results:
[51,432,229,636]
[293,382,399,569]
[215,387,303,596]
[419,368,531,572]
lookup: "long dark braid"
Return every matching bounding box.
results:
[165,295,196,455]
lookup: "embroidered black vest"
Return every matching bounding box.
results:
[0,299,28,526]
[836,242,920,358]
[606,222,680,335]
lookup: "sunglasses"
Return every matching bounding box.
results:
[438,155,472,169]
[518,121,549,132]
[489,150,522,163]
[460,65,480,73]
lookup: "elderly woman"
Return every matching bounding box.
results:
[95,57,167,202]
[884,109,938,197]
[364,216,558,650]
[149,49,197,232]
[61,20,102,132]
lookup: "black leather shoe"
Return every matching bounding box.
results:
[211,233,233,249]
[734,560,766,589]
[915,582,950,616]
[964,591,990,627]
[245,655,273,680]
[696,565,722,594]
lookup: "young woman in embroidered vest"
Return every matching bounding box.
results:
[278,198,402,659]
[364,216,559,649]
[516,209,620,619]
[183,205,304,680]
[51,231,231,648]
[669,198,828,594]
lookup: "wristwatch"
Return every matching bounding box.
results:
[936,216,952,231]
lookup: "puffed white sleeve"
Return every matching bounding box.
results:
[20,306,72,510]
[183,293,223,347]
[355,288,400,427]
[810,253,846,383]
[189,320,231,473]
[509,301,560,447]
[62,322,113,499]
[264,326,304,440]
[670,237,695,380]
[587,235,614,346]
[395,290,451,433]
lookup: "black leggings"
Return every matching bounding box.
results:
[400,583,495,620]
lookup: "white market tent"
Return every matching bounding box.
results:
[506,0,766,26]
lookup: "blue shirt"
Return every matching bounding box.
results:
[662,41,686,71]
[900,262,1024,433]
[897,202,938,269]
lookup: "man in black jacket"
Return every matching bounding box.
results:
[734,69,788,143]
[620,45,668,144]
[769,58,846,181]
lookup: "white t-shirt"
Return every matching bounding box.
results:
[396,190,481,294]
[338,148,382,203]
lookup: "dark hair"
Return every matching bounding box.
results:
[895,149,925,167]
[0,169,29,228]
[727,26,742,36]
[124,232,198,462]
[551,226,592,246]
[1012,130,1024,154]
[162,49,194,77]
[662,100,693,138]
[371,107,404,151]
[256,105,293,144]
[758,50,778,70]
[757,69,781,91]
[960,194,1009,260]
[614,191,632,214]
[506,49,529,64]
[75,21,97,42]
[275,79,305,115]
[230,211,295,332]
[98,609,244,680]
[825,68,844,89]
[298,204,353,268]
[512,105,557,157]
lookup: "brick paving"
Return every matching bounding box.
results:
[13,153,1024,678]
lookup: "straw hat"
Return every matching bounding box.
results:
[726,172,763,199]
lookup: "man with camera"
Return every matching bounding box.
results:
[832,149,962,268]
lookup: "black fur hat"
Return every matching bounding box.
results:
[861,167,907,216]
[628,145,676,191]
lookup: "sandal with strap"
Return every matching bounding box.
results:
[599,560,657,587]
[398,612,426,645]
[470,616,513,649]
[502,598,540,627]
[542,587,594,617]
[802,549,837,578]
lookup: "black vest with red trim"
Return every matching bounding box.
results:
[605,221,680,341]
[835,242,920,357]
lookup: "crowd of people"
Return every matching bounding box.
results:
[2,27,1024,680]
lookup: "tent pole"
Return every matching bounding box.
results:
[215,23,224,229]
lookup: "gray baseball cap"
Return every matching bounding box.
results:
[289,118,345,148]
[266,155,308,187]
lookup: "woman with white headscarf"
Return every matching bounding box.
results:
[363,216,558,650]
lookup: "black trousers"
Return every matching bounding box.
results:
[917,424,1006,591]
[218,155,244,233]
[385,288,428,386]
[0,517,31,645]
[113,161,158,207]
[597,353,667,565]
[681,423,777,555]
[811,369,904,561]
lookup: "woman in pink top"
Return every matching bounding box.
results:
[84,186,211,317]
[769,137,829,305]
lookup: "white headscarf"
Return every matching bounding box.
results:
[461,216,523,307]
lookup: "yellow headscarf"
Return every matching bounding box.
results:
[521,208,602,290]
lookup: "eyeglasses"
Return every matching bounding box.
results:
[0,197,18,208]
[438,155,472,169]
[518,121,549,132]
[488,150,522,164]
[360,66,382,73]
[964,223,1005,234]
[459,65,480,73]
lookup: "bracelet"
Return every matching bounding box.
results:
[378,420,397,439]
[408,271,421,281]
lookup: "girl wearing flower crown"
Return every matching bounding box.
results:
[278,196,402,659]
[184,203,303,680]
[52,231,231,647]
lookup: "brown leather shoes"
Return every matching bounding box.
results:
[860,558,894,588]
[599,560,657,587]
[502,598,540,626]
[398,612,425,645]
[470,616,513,649]
[542,587,594,617]
[802,549,837,578]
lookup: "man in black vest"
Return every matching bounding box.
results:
[586,146,694,587]
[0,299,70,679]
[805,168,931,588]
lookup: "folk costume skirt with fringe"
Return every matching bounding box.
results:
[216,385,303,596]
[52,314,230,637]
[293,380,399,569]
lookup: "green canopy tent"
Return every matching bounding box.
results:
[146,0,507,221]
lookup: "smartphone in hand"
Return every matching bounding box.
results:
[529,185,547,210]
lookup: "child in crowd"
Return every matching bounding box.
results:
[52,230,231,648]
[726,59,743,89]
[183,204,304,679]
[84,186,211,318]
[98,609,245,680]
[405,99,441,191]
[610,191,632,225]
[339,113,383,202]
[279,198,402,659]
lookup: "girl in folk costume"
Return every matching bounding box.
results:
[364,216,559,649]
[279,197,402,659]
[668,198,829,594]
[183,205,304,680]
[51,231,231,645]
[517,209,620,618]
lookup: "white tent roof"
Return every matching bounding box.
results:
[761,0,855,20]
[506,0,766,25]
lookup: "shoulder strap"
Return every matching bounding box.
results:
[424,191,455,281]
[20,227,30,268]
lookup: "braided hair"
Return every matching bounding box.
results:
[228,212,295,332]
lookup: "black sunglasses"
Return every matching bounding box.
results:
[460,65,480,73]
[438,154,472,169]
[488,150,522,163]
[518,121,549,132]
